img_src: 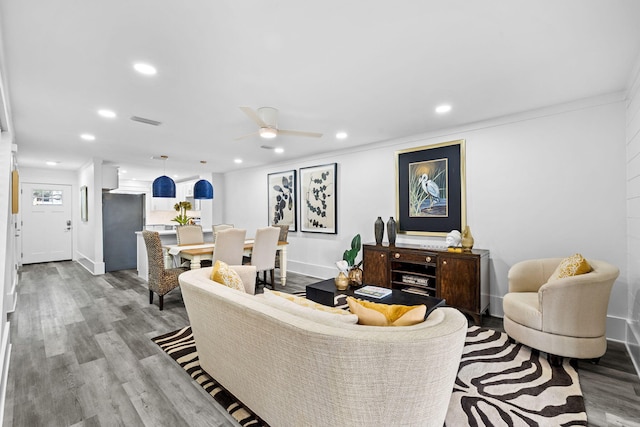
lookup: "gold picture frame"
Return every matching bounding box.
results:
[396,139,466,236]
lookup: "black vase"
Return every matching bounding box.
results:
[374,217,384,245]
[386,217,397,246]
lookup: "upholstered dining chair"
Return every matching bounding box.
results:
[503,256,619,364]
[212,223,234,242]
[142,230,188,310]
[176,224,205,245]
[212,228,246,266]
[247,226,280,290]
[176,224,211,267]
[273,224,289,270]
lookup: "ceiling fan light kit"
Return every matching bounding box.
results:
[259,127,277,139]
[235,106,323,140]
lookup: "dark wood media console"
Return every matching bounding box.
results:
[362,243,490,324]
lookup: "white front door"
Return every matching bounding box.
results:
[21,183,73,264]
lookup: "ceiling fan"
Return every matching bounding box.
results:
[234,106,323,140]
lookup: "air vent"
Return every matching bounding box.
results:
[130,116,162,126]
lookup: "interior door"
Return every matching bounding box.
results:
[21,183,73,264]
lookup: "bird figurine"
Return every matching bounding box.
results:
[419,174,440,211]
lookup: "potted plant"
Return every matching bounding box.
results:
[343,234,363,285]
[172,201,193,226]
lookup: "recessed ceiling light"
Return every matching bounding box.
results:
[234,158,243,164]
[98,109,117,118]
[133,62,157,76]
[336,131,348,140]
[80,133,96,141]
[435,104,452,114]
[46,161,59,166]
[274,147,284,154]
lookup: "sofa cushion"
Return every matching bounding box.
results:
[346,297,426,326]
[262,289,358,324]
[211,260,245,292]
[549,253,592,281]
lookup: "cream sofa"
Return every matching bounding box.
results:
[179,267,468,427]
[503,258,619,360]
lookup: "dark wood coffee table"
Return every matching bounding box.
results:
[306,279,446,318]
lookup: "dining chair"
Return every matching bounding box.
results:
[212,228,246,266]
[142,231,188,310]
[176,224,205,245]
[248,226,280,290]
[213,223,234,242]
[274,224,289,271]
[176,224,211,267]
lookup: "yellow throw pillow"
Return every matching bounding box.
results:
[211,260,245,292]
[346,297,426,326]
[262,289,358,324]
[549,253,592,281]
[266,290,349,315]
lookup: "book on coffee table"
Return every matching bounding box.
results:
[354,285,392,299]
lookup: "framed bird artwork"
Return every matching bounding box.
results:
[396,140,466,236]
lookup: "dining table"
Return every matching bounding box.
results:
[163,239,290,286]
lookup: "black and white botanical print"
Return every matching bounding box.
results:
[267,170,296,231]
[300,163,337,234]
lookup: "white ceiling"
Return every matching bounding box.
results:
[1,0,639,181]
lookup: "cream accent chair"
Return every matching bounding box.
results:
[503,258,619,363]
[212,228,246,266]
[248,226,280,289]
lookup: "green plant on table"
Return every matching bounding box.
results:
[172,201,193,225]
[342,234,362,268]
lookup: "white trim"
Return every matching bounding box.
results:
[76,251,105,275]
[627,321,640,380]
[0,321,12,426]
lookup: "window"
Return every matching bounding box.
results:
[32,189,63,206]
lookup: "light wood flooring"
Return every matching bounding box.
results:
[4,261,640,426]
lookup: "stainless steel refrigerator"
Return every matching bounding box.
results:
[102,192,145,272]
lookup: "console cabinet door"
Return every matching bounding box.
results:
[437,253,479,314]
[362,245,389,288]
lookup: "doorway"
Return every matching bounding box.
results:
[21,183,73,264]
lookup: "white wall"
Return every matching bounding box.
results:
[225,94,629,339]
[626,58,640,373]
[0,132,15,426]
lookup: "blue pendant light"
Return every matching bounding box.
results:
[193,179,214,199]
[152,155,176,197]
[152,175,176,197]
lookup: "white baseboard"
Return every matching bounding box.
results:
[627,322,640,380]
[0,321,12,426]
[75,252,106,275]
[286,260,331,281]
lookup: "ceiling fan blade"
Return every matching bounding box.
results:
[239,106,267,127]
[234,130,260,140]
[278,129,323,138]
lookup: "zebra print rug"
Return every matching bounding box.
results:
[152,325,586,427]
[446,326,586,426]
